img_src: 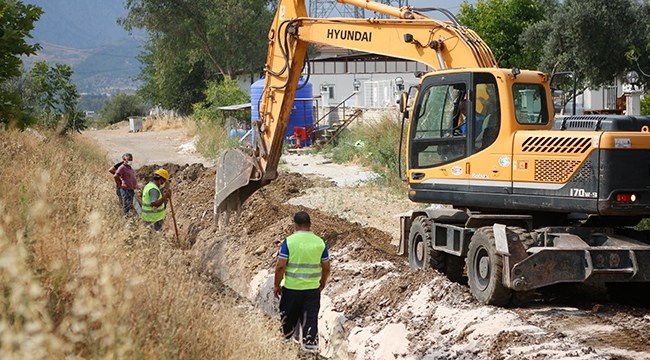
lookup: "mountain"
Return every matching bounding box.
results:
[24,0,144,94]
[28,0,130,48]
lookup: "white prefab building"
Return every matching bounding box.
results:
[307,52,429,108]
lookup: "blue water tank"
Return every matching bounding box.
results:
[251,76,314,146]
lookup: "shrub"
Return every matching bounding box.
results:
[192,76,250,125]
[326,113,407,191]
[641,94,650,116]
[28,62,87,134]
[194,119,240,159]
[192,76,251,159]
[100,93,147,125]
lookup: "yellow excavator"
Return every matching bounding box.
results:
[215,0,650,306]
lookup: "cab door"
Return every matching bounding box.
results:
[408,73,472,193]
[468,72,512,194]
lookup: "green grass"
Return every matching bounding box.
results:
[320,115,408,194]
[635,218,650,231]
[194,119,241,159]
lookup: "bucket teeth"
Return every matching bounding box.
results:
[215,190,242,229]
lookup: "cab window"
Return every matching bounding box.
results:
[513,84,549,124]
[410,83,467,168]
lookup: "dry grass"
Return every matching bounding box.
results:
[143,114,191,131]
[0,128,297,359]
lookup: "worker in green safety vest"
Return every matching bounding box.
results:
[141,168,172,231]
[274,211,330,353]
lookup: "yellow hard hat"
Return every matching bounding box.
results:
[154,168,169,181]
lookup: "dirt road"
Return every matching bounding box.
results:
[84,125,650,360]
[83,122,209,167]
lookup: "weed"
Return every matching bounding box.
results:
[143,114,189,131]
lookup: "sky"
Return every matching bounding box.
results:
[309,0,476,21]
[406,0,469,12]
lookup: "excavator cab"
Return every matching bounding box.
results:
[407,71,500,172]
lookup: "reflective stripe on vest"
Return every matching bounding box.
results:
[142,181,166,222]
[283,232,325,290]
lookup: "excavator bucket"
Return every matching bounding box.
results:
[214,147,264,228]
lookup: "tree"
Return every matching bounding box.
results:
[121,0,273,78]
[28,62,86,134]
[120,0,274,114]
[134,38,208,115]
[521,0,648,89]
[457,0,546,69]
[78,94,110,113]
[624,3,650,85]
[99,93,146,125]
[0,1,43,129]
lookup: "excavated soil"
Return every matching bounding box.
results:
[131,162,650,360]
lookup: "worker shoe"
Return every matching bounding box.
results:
[302,343,318,354]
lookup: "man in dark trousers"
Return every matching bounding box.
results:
[113,153,137,215]
[108,153,130,204]
[274,211,330,353]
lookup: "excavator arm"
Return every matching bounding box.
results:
[214,0,497,226]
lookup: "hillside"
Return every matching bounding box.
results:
[24,0,144,94]
[28,0,129,48]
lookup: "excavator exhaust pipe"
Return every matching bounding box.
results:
[214,147,265,228]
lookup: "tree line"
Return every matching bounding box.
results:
[457,0,650,95]
[2,0,650,132]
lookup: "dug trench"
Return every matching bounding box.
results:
[135,163,650,359]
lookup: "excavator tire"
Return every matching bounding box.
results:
[408,216,445,272]
[467,227,512,306]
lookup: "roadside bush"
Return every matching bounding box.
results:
[326,113,407,191]
[192,76,250,159]
[100,93,146,124]
[28,62,87,134]
[192,76,250,125]
[194,119,240,159]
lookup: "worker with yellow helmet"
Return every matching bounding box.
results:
[142,168,172,230]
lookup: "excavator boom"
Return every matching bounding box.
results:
[214,0,496,225]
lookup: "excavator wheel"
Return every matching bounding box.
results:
[408,216,445,271]
[466,227,512,306]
